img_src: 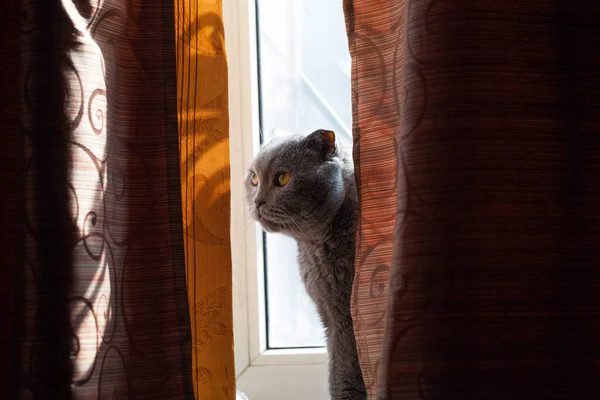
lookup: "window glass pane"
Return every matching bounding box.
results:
[256,0,351,348]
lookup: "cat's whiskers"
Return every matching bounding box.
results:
[277,208,315,239]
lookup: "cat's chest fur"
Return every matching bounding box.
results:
[296,230,355,310]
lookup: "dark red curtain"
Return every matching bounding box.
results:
[0,0,22,393]
[0,0,194,397]
[345,0,600,398]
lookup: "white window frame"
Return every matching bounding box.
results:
[225,0,329,398]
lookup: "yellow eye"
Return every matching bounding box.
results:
[277,172,291,187]
[250,171,259,186]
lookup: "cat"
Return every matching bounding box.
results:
[244,129,367,399]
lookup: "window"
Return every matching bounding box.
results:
[258,0,352,350]
[226,0,351,397]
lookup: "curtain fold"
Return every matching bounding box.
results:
[1,0,195,397]
[344,1,404,396]
[175,0,235,398]
[346,0,600,398]
[0,0,22,394]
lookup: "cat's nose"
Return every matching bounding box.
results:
[255,199,265,209]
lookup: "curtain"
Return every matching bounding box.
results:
[176,0,235,398]
[345,0,600,398]
[0,0,21,393]
[0,0,234,397]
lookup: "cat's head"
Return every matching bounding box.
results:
[244,129,348,239]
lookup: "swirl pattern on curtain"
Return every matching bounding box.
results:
[345,0,600,398]
[3,0,194,397]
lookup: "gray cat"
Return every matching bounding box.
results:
[244,129,367,399]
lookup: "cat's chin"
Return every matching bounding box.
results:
[250,213,278,233]
[257,217,279,233]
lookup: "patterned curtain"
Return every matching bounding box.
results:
[0,0,232,397]
[345,0,600,398]
[175,0,235,397]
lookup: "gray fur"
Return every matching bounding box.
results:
[244,130,367,399]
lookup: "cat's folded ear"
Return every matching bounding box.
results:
[306,129,336,158]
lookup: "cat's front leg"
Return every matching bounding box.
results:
[326,323,367,400]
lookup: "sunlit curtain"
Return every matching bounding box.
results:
[1,0,195,397]
[345,0,600,398]
[175,0,235,398]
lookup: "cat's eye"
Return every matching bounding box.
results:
[250,171,259,186]
[277,172,291,187]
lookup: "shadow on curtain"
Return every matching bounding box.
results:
[345,0,600,398]
[1,0,195,397]
[0,0,21,393]
[175,0,235,398]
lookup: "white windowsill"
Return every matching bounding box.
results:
[252,348,328,366]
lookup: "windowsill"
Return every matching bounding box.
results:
[251,347,327,366]
[237,363,329,400]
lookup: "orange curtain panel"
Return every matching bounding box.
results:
[175,0,235,398]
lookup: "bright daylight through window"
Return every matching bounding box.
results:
[256,0,352,349]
